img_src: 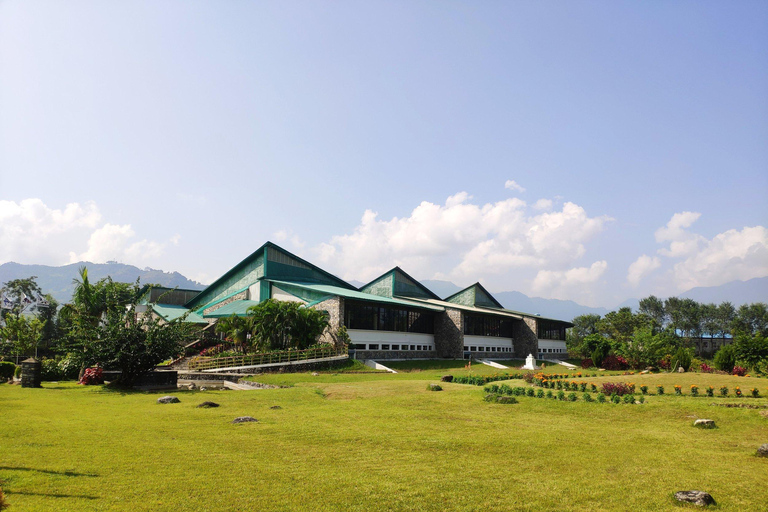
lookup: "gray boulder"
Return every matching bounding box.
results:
[674,491,715,507]
[232,416,258,424]
[157,396,180,404]
[757,444,768,457]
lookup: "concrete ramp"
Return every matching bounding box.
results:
[478,359,509,369]
[363,360,397,373]
[550,359,577,370]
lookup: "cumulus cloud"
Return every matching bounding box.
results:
[0,198,176,268]
[626,254,661,286]
[648,211,768,291]
[531,261,608,301]
[532,199,553,211]
[504,180,526,193]
[313,191,612,295]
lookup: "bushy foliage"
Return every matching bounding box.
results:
[79,367,104,385]
[600,382,633,396]
[247,299,329,351]
[0,361,16,381]
[673,347,692,372]
[714,344,737,372]
[580,358,594,369]
[732,366,747,377]
[601,355,628,371]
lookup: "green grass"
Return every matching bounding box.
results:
[2,367,767,511]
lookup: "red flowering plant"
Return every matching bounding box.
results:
[602,355,629,371]
[732,366,747,377]
[79,367,104,385]
[601,382,633,396]
[700,363,714,373]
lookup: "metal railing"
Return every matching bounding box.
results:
[187,344,348,371]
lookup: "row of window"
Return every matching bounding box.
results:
[344,300,435,334]
[353,343,434,351]
[463,346,513,353]
[539,348,565,354]
[537,320,567,341]
[463,313,514,338]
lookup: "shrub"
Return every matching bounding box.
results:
[41,358,63,381]
[583,392,593,402]
[640,385,648,395]
[700,363,714,373]
[546,390,553,399]
[536,389,544,398]
[495,395,518,404]
[485,384,500,394]
[579,382,587,392]
[732,366,747,377]
[706,386,714,397]
[714,344,737,373]
[14,366,21,378]
[674,385,682,395]
[484,393,497,402]
[590,383,597,392]
[719,386,728,397]
[623,394,634,404]
[611,393,621,404]
[427,384,442,391]
[673,347,692,372]
[601,382,633,396]
[639,395,645,404]
[596,393,606,403]
[568,392,577,402]
[602,355,629,371]
[499,384,512,395]
[690,385,699,397]
[734,386,742,397]
[79,367,104,385]
[751,388,760,398]
[656,385,665,395]
[0,361,16,381]
[557,390,565,401]
[526,387,535,397]
[581,358,594,369]
[522,372,535,383]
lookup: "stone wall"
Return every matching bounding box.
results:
[512,317,538,359]
[311,296,345,347]
[353,350,437,360]
[203,291,248,315]
[435,308,463,358]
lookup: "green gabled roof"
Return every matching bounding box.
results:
[151,304,207,324]
[359,267,440,300]
[268,280,445,312]
[186,241,355,309]
[202,300,260,318]
[444,282,504,309]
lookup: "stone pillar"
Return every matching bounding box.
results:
[512,318,538,360]
[434,308,463,358]
[20,357,41,388]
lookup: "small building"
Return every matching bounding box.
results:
[174,242,572,360]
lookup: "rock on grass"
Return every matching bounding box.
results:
[197,401,219,408]
[693,419,716,429]
[231,416,258,424]
[157,396,180,404]
[674,490,715,507]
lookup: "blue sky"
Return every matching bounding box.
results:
[1,1,766,307]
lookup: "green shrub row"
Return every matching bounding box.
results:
[483,384,645,404]
[0,361,16,381]
[452,373,528,385]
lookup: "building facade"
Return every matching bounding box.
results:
[173,242,572,360]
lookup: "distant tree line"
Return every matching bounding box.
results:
[568,296,768,373]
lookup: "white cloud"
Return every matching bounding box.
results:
[531,261,608,302]
[670,225,768,290]
[313,191,612,298]
[648,211,768,291]
[532,198,553,211]
[504,180,526,193]
[0,198,174,268]
[626,254,661,286]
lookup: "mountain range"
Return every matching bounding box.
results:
[1,262,765,321]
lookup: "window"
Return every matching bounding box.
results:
[479,347,485,352]
[344,300,434,334]
[354,343,366,350]
[369,344,379,350]
[537,320,567,340]
[410,345,415,350]
[382,344,390,350]
[391,344,399,350]
[470,346,476,351]
[463,313,514,337]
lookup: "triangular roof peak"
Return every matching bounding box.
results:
[444,282,504,309]
[186,241,355,308]
[359,266,440,300]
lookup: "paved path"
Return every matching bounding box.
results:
[478,359,509,369]
[363,360,398,373]
[550,359,577,369]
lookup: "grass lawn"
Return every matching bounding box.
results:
[2,366,767,511]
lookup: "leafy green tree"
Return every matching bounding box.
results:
[215,314,255,354]
[731,303,768,337]
[714,344,737,372]
[0,315,44,359]
[597,307,650,349]
[638,295,666,333]
[247,299,329,351]
[0,276,43,320]
[568,314,602,355]
[732,333,768,369]
[716,302,736,338]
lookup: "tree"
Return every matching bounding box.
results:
[716,302,736,338]
[247,299,329,351]
[638,296,666,333]
[0,315,44,359]
[597,307,649,349]
[88,306,195,386]
[215,314,254,354]
[568,314,601,356]
[732,333,768,369]
[0,276,43,321]
[731,303,768,337]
